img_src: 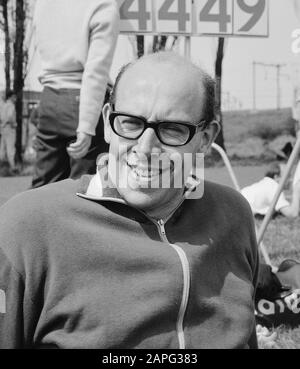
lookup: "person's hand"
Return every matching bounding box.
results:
[256,325,278,349]
[67,132,92,159]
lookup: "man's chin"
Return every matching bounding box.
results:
[120,191,156,211]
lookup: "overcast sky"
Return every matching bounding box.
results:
[2,0,300,111]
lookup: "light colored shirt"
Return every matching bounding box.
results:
[241,177,289,215]
[34,0,119,136]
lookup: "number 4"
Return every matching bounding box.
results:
[119,0,151,31]
[158,0,190,32]
[200,0,231,33]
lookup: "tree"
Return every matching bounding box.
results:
[0,0,12,95]
[152,35,167,53]
[214,37,226,151]
[134,34,178,59]
[0,0,30,164]
[13,0,25,164]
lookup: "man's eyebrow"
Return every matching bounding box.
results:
[116,112,200,125]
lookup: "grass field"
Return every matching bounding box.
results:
[220,108,296,165]
[223,108,295,143]
[221,109,300,349]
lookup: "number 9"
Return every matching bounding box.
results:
[238,0,266,32]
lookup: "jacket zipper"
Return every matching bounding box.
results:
[157,219,190,350]
[78,187,191,348]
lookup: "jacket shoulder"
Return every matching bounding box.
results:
[0,179,79,260]
[203,180,253,216]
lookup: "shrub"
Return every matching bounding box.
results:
[249,118,295,141]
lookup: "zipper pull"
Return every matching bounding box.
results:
[158,219,166,236]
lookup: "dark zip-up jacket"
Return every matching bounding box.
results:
[0,176,259,348]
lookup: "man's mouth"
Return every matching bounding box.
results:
[127,163,162,179]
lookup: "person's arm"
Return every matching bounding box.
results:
[279,181,300,218]
[0,248,25,348]
[0,192,47,349]
[67,0,119,159]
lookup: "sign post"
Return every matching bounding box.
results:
[184,36,191,58]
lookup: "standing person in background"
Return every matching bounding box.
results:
[0,91,17,174]
[24,104,40,160]
[0,93,4,146]
[32,0,119,188]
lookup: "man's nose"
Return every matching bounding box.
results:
[135,128,161,154]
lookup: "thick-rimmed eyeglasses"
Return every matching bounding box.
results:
[109,111,207,147]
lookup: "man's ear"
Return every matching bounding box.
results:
[198,120,220,154]
[102,103,112,144]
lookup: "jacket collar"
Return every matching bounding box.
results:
[77,171,126,204]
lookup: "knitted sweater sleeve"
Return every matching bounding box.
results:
[78,0,119,136]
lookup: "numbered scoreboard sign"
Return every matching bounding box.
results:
[118,0,153,33]
[155,0,193,34]
[117,0,269,38]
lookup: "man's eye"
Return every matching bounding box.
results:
[161,124,188,137]
[118,117,143,130]
[121,121,142,130]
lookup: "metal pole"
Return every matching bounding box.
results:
[257,134,300,246]
[253,62,256,111]
[212,143,241,191]
[212,143,273,266]
[276,64,280,110]
[184,36,191,59]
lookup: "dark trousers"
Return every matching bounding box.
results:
[31,87,109,188]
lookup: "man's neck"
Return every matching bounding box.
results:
[144,195,185,222]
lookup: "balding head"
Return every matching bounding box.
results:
[102,51,220,219]
[110,52,216,124]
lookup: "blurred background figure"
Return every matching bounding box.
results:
[24,103,39,161]
[241,162,300,219]
[29,102,39,129]
[0,92,4,146]
[0,91,17,174]
[31,0,119,188]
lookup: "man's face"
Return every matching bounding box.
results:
[103,61,216,216]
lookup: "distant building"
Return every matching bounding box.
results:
[23,90,41,118]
